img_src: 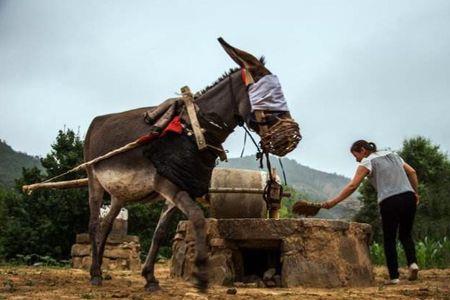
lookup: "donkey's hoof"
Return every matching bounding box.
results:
[90,276,103,286]
[193,272,208,293]
[144,282,161,292]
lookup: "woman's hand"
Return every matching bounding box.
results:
[415,192,420,205]
[322,199,338,209]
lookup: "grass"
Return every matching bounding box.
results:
[370,236,450,269]
[0,254,71,268]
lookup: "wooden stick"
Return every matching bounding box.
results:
[22,178,89,194]
[22,178,291,198]
[209,187,291,197]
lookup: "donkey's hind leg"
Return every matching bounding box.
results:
[153,177,209,292]
[142,201,177,291]
[94,198,123,280]
[87,171,105,286]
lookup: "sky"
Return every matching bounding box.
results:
[1,0,449,178]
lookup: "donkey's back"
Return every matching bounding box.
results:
[84,106,158,201]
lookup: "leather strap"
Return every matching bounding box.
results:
[254,110,268,136]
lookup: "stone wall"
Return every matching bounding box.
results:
[71,206,141,272]
[170,218,374,288]
[71,233,141,272]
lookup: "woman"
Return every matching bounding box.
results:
[322,140,420,284]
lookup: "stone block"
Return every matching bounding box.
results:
[171,218,373,288]
[209,238,226,248]
[71,244,91,257]
[72,256,83,269]
[76,233,90,244]
[282,258,342,288]
[104,248,131,259]
[71,234,141,272]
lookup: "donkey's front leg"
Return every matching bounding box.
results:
[154,177,209,292]
[171,191,208,291]
[142,202,177,292]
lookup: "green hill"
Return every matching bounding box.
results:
[220,156,361,219]
[0,139,360,219]
[0,140,42,187]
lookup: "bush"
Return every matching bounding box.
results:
[370,237,450,269]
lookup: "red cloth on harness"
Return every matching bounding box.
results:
[161,116,183,136]
[137,116,183,144]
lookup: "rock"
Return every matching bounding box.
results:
[75,233,91,244]
[264,279,276,288]
[273,275,282,287]
[104,248,131,259]
[263,268,276,281]
[209,238,226,248]
[71,244,91,257]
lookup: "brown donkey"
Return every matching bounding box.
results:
[83,38,299,292]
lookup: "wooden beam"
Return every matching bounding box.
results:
[22,178,89,194]
[22,178,291,198]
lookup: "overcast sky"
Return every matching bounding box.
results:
[1,0,449,177]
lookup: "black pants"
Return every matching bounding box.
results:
[379,191,417,279]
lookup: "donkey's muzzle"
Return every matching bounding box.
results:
[260,117,301,157]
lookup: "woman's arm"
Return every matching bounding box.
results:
[403,163,418,193]
[322,166,369,209]
[404,163,419,204]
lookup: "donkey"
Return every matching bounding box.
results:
[84,38,299,292]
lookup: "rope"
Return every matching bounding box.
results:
[41,139,143,183]
[240,130,247,158]
[278,157,287,185]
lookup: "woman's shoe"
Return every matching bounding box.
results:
[384,278,400,285]
[408,263,419,281]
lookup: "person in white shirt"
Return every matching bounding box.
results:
[322,140,420,284]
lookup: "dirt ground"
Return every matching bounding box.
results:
[0,262,449,300]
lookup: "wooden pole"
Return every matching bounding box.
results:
[22,178,291,197]
[22,178,89,194]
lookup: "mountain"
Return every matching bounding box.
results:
[0,140,42,187]
[220,155,361,219]
[0,139,360,219]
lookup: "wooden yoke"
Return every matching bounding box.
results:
[181,86,207,151]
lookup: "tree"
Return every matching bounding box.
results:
[399,137,450,240]
[1,129,89,260]
[354,136,450,242]
[0,128,187,261]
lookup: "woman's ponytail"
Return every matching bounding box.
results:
[351,140,377,153]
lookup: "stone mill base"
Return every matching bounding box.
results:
[71,234,141,272]
[170,218,374,288]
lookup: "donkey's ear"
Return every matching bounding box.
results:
[218,37,261,68]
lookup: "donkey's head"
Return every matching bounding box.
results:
[218,38,302,157]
